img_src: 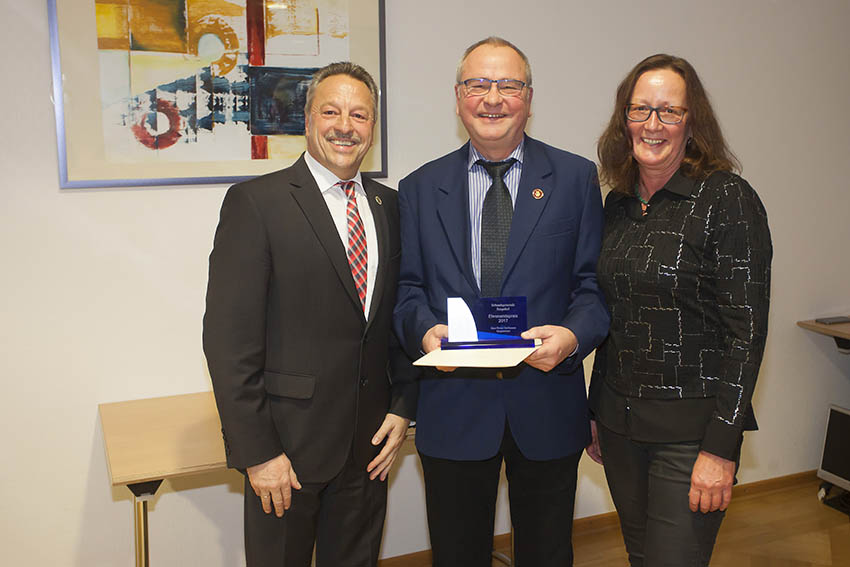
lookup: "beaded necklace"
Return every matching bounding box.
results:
[635,186,650,215]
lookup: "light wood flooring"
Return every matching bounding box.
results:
[379,471,850,567]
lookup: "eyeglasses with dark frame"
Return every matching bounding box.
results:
[625,104,688,125]
[458,78,528,98]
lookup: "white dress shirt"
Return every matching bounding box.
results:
[304,151,378,317]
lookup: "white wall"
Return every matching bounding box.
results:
[2,1,849,564]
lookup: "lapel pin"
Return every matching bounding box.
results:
[532,188,544,200]
[375,195,383,205]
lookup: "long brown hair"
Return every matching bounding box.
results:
[597,54,739,194]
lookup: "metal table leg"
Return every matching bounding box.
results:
[127,480,163,567]
[492,527,514,565]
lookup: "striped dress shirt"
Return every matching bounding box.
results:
[467,141,524,289]
[304,150,378,316]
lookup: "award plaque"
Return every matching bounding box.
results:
[443,296,535,350]
[413,296,541,367]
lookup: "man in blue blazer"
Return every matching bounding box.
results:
[394,37,609,566]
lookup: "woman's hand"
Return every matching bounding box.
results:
[688,451,735,513]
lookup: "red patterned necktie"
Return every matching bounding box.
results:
[339,181,368,311]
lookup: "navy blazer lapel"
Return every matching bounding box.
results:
[289,157,364,315]
[363,179,388,326]
[436,144,479,295]
[503,137,553,283]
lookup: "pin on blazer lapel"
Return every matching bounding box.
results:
[502,139,554,286]
[363,179,388,326]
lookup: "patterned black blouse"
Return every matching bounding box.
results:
[589,169,772,459]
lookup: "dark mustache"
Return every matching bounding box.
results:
[327,130,361,143]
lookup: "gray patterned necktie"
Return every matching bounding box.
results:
[478,158,517,297]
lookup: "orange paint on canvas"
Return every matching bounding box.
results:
[187,0,244,20]
[188,15,240,75]
[96,3,130,48]
[265,1,319,39]
[186,0,244,75]
[128,1,188,53]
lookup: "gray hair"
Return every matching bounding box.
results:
[456,36,532,87]
[303,61,379,120]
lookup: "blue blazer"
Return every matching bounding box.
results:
[394,136,610,461]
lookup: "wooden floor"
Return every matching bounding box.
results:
[379,472,850,567]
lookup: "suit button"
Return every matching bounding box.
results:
[360,377,368,387]
[496,371,504,380]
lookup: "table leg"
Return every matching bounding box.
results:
[492,527,514,565]
[128,480,163,567]
[134,498,151,566]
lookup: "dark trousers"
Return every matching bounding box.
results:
[243,453,387,567]
[597,423,731,567]
[419,422,582,567]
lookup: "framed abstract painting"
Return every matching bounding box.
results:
[48,0,387,188]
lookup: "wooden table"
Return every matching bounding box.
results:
[99,392,226,567]
[796,319,850,352]
[98,392,421,566]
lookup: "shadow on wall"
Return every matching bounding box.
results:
[75,415,136,565]
[163,468,244,564]
[380,433,430,559]
[154,404,244,565]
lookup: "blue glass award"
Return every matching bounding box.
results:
[441,296,535,350]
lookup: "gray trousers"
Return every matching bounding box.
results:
[597,423,736,567]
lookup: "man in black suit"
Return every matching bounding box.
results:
[203,62,416,567]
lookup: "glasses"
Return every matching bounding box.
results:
[458,78,528,97]
[625,104,687,125]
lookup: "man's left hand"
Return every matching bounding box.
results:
[521,325,578,372]
[689,450,735,513]
[366,413,410,481]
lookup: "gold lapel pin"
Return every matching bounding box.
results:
[532,188,544,200]
[375,195,383,205]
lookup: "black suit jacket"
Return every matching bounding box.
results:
[203,155,417,482]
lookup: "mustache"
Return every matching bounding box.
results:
[326,130,361,143]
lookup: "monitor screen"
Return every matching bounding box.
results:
[818,405,850,492]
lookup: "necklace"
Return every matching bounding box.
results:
[635,185,649,215]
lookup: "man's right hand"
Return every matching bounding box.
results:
[246,452,302,517]
[422,324,448,353]
[422,324,456,372]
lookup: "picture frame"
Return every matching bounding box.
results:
[48,0,387,188]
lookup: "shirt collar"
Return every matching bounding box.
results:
[663,168,697,197]
[304,150,365,195]
[608,167,697,204]
[467,138,525,171]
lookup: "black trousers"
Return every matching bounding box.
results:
[419,422,582,567]
[243,453,387,567]
[597,423,732,567]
